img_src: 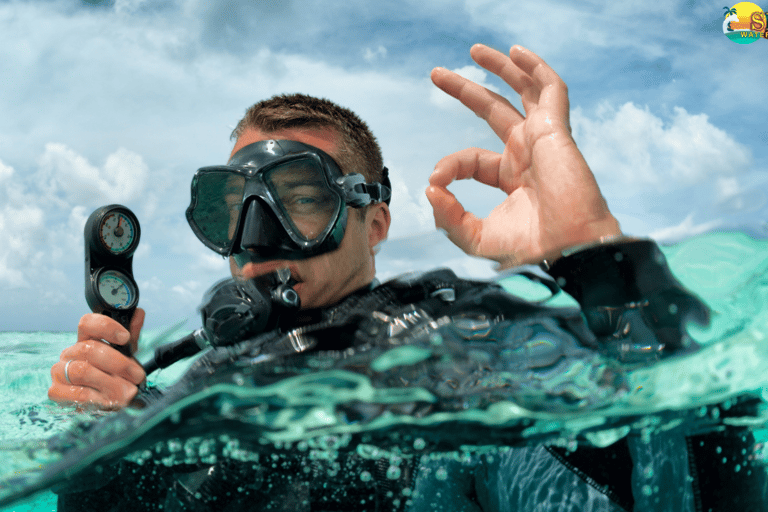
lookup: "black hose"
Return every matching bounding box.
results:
[142,332,203,375]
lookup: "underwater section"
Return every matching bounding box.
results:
[0,231,767,509]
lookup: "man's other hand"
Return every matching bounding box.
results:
[427,44,622,269]
[48,309,146,410]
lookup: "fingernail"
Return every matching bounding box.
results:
[116,331,130,344]
[131,366,145,384]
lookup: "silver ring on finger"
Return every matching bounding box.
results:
[64,359,75,385]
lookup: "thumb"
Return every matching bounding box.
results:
[128,308,145,354]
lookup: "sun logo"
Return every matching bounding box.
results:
[723,2,768,44]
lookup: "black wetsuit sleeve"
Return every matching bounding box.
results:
[550,240,768,509]
[686,399,768,512]
[547,238,709,357]
[130,382,165,409]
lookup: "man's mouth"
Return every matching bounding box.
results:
[247,264,302,290]
[241,261,301,282]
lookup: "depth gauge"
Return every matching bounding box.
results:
[84,205,141,356]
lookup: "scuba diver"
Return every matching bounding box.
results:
[45,44,766,511]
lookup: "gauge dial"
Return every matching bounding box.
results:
[97,270,137,309]
[98,211,137,255]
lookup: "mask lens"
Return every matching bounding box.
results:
[266,159,341,241]
[191,172,246,251]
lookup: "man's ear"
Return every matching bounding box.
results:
[367,202,391,251]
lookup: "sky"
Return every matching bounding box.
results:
[0,0,766,332]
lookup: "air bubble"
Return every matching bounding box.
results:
[386,466,402,480]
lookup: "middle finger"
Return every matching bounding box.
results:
[431,68,524,142]
[62,340,144,384]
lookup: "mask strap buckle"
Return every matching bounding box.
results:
[336,174,392,207]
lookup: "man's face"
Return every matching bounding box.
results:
[227,127,389,309]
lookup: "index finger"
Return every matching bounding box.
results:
[429,147,503,190]
[77,313,131,346]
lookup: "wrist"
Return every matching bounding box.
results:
[540,234,634,271]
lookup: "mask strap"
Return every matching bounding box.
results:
[337,173,392,207]
[381,167,392,205]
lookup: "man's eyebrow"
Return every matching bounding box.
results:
[276,179,326,189]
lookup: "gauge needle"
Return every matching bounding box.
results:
[115,217,124,238]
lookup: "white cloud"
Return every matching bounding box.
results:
[0,256,28,289]
[649,213,722,243]
[192,252,230,273]
[572,102,752,190]
[138,276,165,293]
[172,280,204,302]
[113,0,152,14]
[134,242,152,260]
[717,177,740,202]
[385,166,434,239]
[0,0,765,331]
[0,160,13,182]
[363,45,387,62]
[464,0,673,59]
[0,204,45,288]
[714,175,767,214]
[36,144,149,206]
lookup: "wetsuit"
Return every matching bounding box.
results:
[54,239,767,511]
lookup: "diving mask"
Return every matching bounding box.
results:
[186,139,391,264]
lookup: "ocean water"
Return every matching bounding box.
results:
[0,327,198,511]
[0,231,767,510]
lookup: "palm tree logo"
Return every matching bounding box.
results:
[724,5,739,31]
[722,2,765,42]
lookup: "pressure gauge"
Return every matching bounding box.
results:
[84,205,142,356]
[98,211,138,255]
[96,269,138,310]
[87,205,140,258]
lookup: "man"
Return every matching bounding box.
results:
[49,43,622,410]
[46,44,764,511]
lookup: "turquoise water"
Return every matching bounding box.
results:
[0,329,197,511]
[1,231,767,510]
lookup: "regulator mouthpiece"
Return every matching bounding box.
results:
[198,278,272,347]
[271,267,301,310]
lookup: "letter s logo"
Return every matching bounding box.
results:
[750,11,766,31]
